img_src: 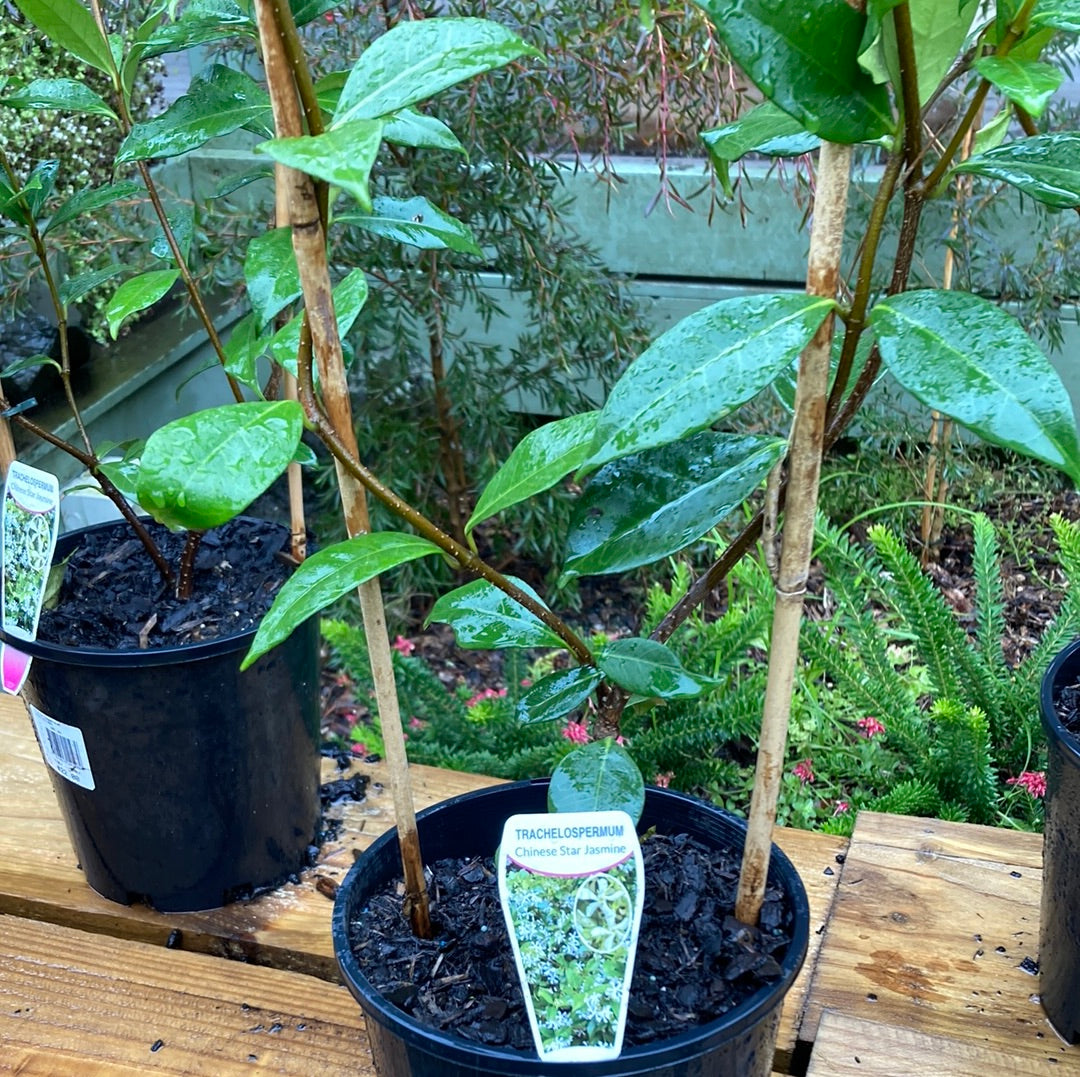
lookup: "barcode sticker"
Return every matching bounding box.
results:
[29,705,95,790]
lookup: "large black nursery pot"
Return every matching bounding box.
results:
[332,780,810,1077]
[7,521,321,913]
[1039,636,1080,1043]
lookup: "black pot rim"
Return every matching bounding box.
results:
[1041,637,1080,764]
[332,778,810,1073]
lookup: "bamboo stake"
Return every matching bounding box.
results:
[254,0,429,937]
[735,141,853,924]
[0,418,15,479]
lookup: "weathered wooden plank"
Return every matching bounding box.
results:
[806,1010,1065,1075]
[0,914,372,1076]
[802,811,1074,1067]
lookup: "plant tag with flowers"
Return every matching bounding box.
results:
[1,462,60,693]
[497,810,644,1063]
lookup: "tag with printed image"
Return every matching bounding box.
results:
[497,810,644,1063]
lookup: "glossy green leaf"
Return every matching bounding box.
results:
[105,269,179,338]
[563,432,785,579]
[58,264,127,307]
[582,293,833,474]
[214,163,273,199]
[693,0,893,143]
[21,160,59,219]
[382,109,465,153]
[97,456,141,504]
[870,290,1080,484]
[117,66,271,163]
[701,102,819,197]
[517,666,604,725]
[0,176,28,226]
[427,577,564,650]
[258,118,383,213]
[13,0,115,76]
[244,227,301,327]
[338,196,480,254]
[45,180,141,234]
[548,739,645,822]
[952,134,1080,209]
[0,78,116,118]
[142,0,254,57]
[0,354,60,379]
[267,269,368,375]
[973,56,1062,118]
[149,204,194,264]
[293,0,340,26]
[467,411,598,535]
[596,637,702,700]
[221,313,267,390]
[972,106,1012,157]
[1030,5,1080,33]
[136,400,304,532]
[243,532,442,668]
[334,17,539,126]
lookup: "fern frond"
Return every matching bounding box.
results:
[814,513,888,614]
[1051,513,1080,580]
[973,513,1007,677]
[925,700,997,824]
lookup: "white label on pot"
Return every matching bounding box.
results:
[29,705,95,790]
[497,811,643,1064]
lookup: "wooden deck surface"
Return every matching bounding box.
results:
[1,691,1077,1073]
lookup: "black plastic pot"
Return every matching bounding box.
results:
[332,780,809,1077]
[6,522,321,912]
[1039,637,1080,1043]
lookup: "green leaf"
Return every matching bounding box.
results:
[334,16,539,126]
[548,739,645,822]
[582,293,834,474]
[45,180,141,234]
[1030,5,1080,33]
[427,577,564,649]
[563,432,786,579]
[870,290,1080,484]
[701,102,819,197]
[97,455,141,503]
[149,204,194,265]
[338,196,480,254]
[221,313,268,390]
[595,637,702,700]
[258,118,384,213]
[21,160,59,219]
[243,532,442,668]
[973,56,1062,118]
[382,109,465,153]
[972,106,1012,157]
[244,227,301,326]
[214,163,273,199]
[693,0,893,143]
[105,269,179,338]
[292,0,339,25]
[117,65,271,163]
[58,264,127,307]
[141,0,255,58]
[467,411,598,536]
[135,400,304,531]
[952,134,1080,209]
[12,0,115,76]
[0,354,60,379]
[517,666,604,725]
[0,78,117,118]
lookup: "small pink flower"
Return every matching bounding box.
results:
[654,771,673,788]
[615,735,626,747]
[562,720,590,745]
[1007,771,1047,798]
[833,800,850,817]
[391,635,416,656]
[351,742,368,756]
[408,717,425,730]
[857,716,886,739]
[520,678,533,687]
[465,686,507,708]
[793,759,815,784]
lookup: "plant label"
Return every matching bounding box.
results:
[497,810,644,1063]
[1,462,60,693]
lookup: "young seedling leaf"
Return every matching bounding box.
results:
[563,432,785,579]
[427,577,564,650]
[467,411,599,535]
[0,78,116,118]
[973,56,1062,119]
[333,17,540,127]
[517,666,604,725]
[243,533,442,667]
[952,134,1080,209]
[871,290,1080,484]
[581,293,833,475]
[548,739,645,822]
[136,400,304,531]
[338,196,480,254]
[12,0,115,76]
[244,226,301,327]
[105,269,180,339]
[45,180,142,234]
[596,638,701,700]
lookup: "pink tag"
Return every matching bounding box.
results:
[1,643,32,695]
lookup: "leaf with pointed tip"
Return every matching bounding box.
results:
[517,666,604,725]
[267,269,368,375]
[870,290,1080,484]
[548,739,645,822]
[221,313,267,390]
[1,78,116,118]
[45,180,141,234]
[117,66,271,163]
[258,118,383,213]
[21,160,58,219]
[338,196,480,254]
[141,0,254,57]
[596,637,702,700]
[58,264,127,307]
[581,293,833,475]
[334,17,539,127]
[467,411,598,535]
[106,270,179,338]
[973,56,1061,118]
[12,0,115,75]
[1030,5,1080,33]
[244,227,301,327]
[972,106,1011,157]
[214,163,273,199]
[428,577,563,650]
[243,533,442,668]
[0,354,60,379]
[564,432,785,579]
[149,204,194,264]
[383,110,465,153]
[952,134,1080,209]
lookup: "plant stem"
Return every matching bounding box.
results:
[736,140,852,925]
[176,530,204,600]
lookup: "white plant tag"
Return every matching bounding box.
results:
[497,810,644,1063]
[29,704,95,790]
[1,462,60,693]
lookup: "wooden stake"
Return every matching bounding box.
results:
[735,141,853,925]
[0,418,15,480]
